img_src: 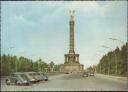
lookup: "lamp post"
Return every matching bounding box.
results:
[109,38,125,45]
[38,58,40,72]
[15,54,18,73]
[38,61,39,72]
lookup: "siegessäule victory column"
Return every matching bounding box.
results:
[60,10,84,73]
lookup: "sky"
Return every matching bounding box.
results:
[1,1,127,68]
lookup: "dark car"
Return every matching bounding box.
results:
[82,72,89,77]
[6,76,18,85]
[89,72,94,76]
[65,72,69,74]
[38,72,48,81]
[23,72,38,83]
[6,72,30,86]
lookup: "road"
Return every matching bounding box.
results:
[1,73,128,91]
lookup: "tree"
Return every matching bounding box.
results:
[96,43,127,76]
[49,61,54,68]
[1,54,60,76]
[49,61,55,72]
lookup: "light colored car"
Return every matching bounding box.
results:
[38,72,48,81]
[6,72,30,86]
[23,72,38,83]
[33,72,43,81]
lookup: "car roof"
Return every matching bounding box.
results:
[23,72,36,74]
[38,72,45,73]
[13,72,24,74]
[8,76,17,78]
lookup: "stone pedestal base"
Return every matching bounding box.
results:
[60,64,84,73]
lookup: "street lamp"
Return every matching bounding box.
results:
[2,47,14,53]
[38,58,42,72]
[109,38,125,44]
[38,58,40,72]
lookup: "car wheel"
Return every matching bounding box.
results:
[6,82,10,85]
[6,79,10,85]
[17,83,20,85]
[26,83,29,86]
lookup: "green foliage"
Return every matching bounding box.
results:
[49,61,54,68]
[95,43,128,76]
[0,55,60,76]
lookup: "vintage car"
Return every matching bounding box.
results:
[89,71,94,76]
[38,72,48,81]
[6,72,30,85]
[32,72,44,81]
[23,72,38,83]
[82,72,89,77]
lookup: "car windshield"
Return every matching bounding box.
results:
[21,74,29,81]
[12,74,18,77]
[29,73,33,76]
[36,73,40,75]
[33,73,37,75]
[41,73,45,75]
[90,71,94,73]
[9,77,16,82]
[84,72,88,74]
[28,73,36,78]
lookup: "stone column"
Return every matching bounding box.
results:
[69,11,75,54]
[76,54,79,63]
[77,56,79,62]
[73,56,75,62]
[68,56,70,61]
[65,55,68,64]
[65,55,67,63]
[76,56,78,62]
[82,65,84,70]
[66,56,68,62]
[76,56,78,61]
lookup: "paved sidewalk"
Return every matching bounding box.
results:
[96,73,127,81]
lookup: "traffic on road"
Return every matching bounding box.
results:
[5,72,48,86]
[1,72,127,91]
[5,71,95,86]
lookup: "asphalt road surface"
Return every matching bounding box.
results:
[1,73,128,91]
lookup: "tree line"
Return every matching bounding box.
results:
[91,42,128,76]
[0,54,60,76]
